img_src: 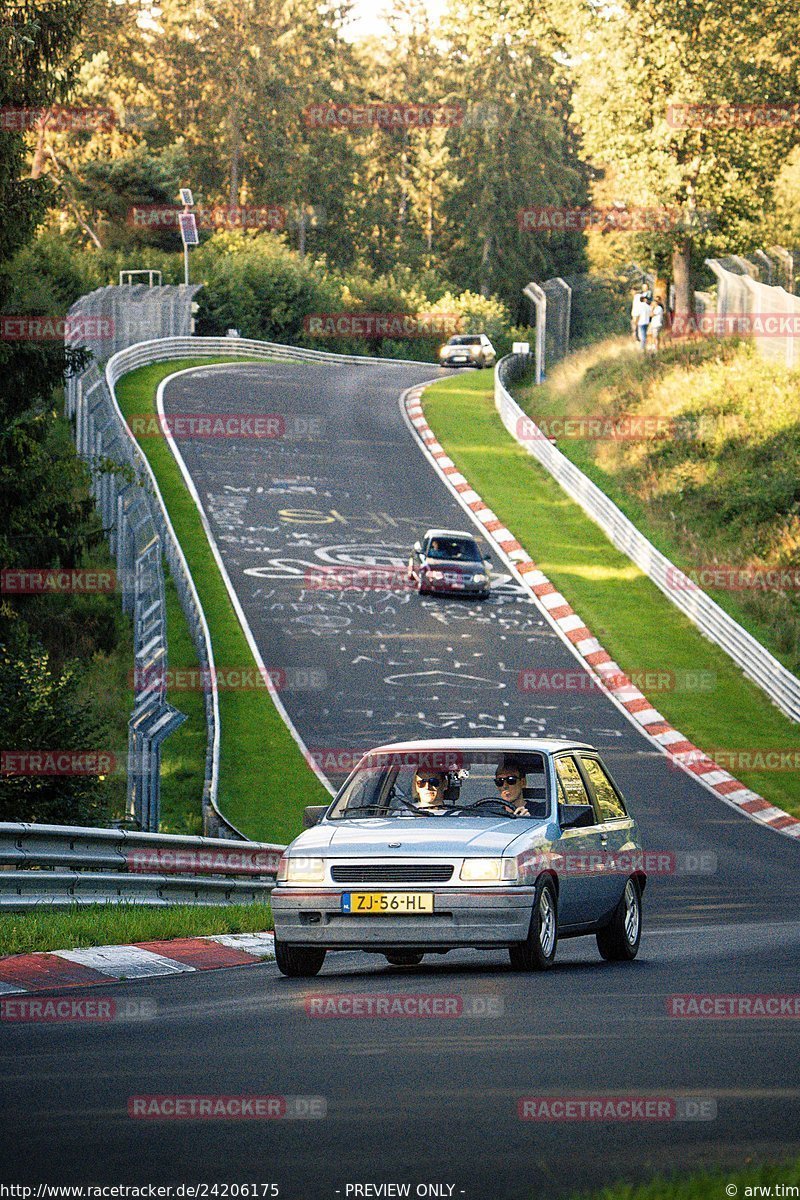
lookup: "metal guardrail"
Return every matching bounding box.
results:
[0,822,285,910]
[495,354,800,724]
[100,334,439,837]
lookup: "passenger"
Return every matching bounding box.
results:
[412,770,449,812]
[494,763,531,816]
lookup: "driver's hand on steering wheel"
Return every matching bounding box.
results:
[511,804,528,817]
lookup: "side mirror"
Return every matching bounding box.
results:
[303,805,328,829]
[483,554,493,564]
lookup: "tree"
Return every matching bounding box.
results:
[557,0,800,312]
[0,618,109,825]
[437,0,590,316]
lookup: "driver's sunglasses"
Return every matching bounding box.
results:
[495,775,520,788]
[416,777,443,788]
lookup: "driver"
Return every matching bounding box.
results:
[412,770,449,812]
[494,763,530,816]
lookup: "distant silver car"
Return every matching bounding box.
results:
[438,333,496,369]
[271,738,647,977]
[408,528,491,599]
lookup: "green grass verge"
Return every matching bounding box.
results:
[515,337,800,675]
[0,903,273,958]
[578,1158,800,1200]
[115,358,330,842]
[423,371,800,818]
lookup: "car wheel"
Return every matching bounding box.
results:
[274,940,326,978]
[508,877,558,971]
[384,952,424,966]
[596,876,642,962]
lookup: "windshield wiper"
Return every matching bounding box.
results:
[334,805,396,819]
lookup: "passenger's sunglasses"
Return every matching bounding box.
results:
[495,775,520,788]
[416,777,443,788]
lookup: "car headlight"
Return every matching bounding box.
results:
[277,855,326,883]
[427,570,444,580]
[460,857,518,882]
[473,572,487,582]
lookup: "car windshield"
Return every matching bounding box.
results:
[448,336,482,346]
[327,750,549,820]
[426,537,482,561]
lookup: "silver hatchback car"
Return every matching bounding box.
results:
[438,333,496,369]
[271,738,646,977]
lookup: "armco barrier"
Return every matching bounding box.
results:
[101,335,437,836]
[495,355,800,724]
[0,822,286,909]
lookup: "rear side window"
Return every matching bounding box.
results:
[555,756,590,804]
[555,757,596,828]
[580,756,627,821]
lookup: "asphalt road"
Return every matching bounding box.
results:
[2,360,799,1197]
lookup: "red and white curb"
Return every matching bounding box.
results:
[402,383,800,842]
[0,932,275,995]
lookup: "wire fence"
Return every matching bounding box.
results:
[63,285,237,838]
[523,277,572,382]
[706,254,800,369]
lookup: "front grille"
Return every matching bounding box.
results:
[331,863,454,883]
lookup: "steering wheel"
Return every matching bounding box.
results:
[443,797,519,816]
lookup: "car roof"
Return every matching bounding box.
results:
[423,528,479,541]
[362,737,595,756]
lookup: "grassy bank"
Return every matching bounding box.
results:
[0,903,273,957]
[115,359,330,842]
[423,370,800,817]
[516,336,800,675]
[579,1158,800,1200]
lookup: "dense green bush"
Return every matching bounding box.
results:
[0,617,112,825]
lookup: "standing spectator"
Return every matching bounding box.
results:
[630,291,643,339]
[648,297,665,353]
[636,291,651,351]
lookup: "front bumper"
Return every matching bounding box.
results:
[440,355,479,367]
[271,887,536,950]
[422,576,490,597]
